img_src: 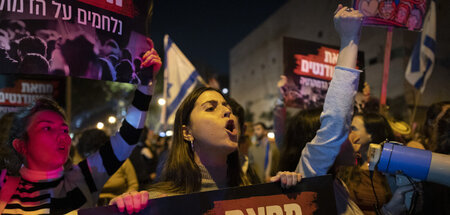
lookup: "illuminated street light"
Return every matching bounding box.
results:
[166,130,174,137]
[158,98,166,106]
[108,116,117,124]
[267,131,275,139]
[159,131,166,137]
[96,122,104,129]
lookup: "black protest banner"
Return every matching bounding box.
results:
[0,0,153,84]
[79,175,336,215]
[283,37,364,109]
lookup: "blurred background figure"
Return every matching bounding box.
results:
[278,108,322,172]
[422,101,450,151]
[228,97,261,185]
[248,122,279,183]
[421,104,450,214]
[129,128,160,190]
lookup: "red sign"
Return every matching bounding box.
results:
[77,0,137,17]
[293,47,339,81]
[283,37,364,109]
[205,192,318,215]
[0,79,61,107]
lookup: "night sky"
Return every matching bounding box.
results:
[149,0,289,87]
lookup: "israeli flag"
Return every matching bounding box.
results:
[405,0,436,93]
[161,35,204,126]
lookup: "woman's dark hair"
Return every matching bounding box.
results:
[228,98,245,139]
[279,108,322,171]
[153,87,249,194]
[424,101,450,141]
[6,97,66,175]
[355,112,395,144]
[431,109,450,154]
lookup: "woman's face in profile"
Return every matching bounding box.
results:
[187,90,239,155]
[349,116,372,148]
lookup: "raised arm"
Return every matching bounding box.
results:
[273,75,288,149]
[296,5,363,177]
[76,38,162,201]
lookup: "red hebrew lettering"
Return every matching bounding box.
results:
[293,46,339,81]
[205,192,318,215]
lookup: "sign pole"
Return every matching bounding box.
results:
[380,27,393,106]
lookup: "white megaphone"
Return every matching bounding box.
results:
[368,142,450,187]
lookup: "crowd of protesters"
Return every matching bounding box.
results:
[0,4,449,215]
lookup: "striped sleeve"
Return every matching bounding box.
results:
[79,87,152,193]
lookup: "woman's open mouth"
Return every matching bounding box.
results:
[58,144,66,151]
[225,120,238,142]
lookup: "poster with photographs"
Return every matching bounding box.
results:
[0,0,154,84]
[283,37,364,109]
[354,0,428,31]
[79,175,336,215]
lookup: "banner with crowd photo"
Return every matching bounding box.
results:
[79,175,336,215]
[282,37,364,109]
[0,0,154,84]
[354,0,429,31]
[0,73,65,117]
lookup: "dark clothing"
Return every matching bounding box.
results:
[422,182,450,215]
[129,145,159,190]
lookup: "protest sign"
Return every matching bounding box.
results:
[0,73,65,117]
[0,0,153,84]
[283,37,364,109]
[79,175,336,215]
[354,0,428,31]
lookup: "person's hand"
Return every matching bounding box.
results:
[334,4,364,45]
[382,185,414,215]
[110,191,149,214]
[277,75,287,89]
[140,38,162,85]
[277,75,288,95]
[270,171,302,189]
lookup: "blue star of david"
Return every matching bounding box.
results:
[166,82,173,99]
